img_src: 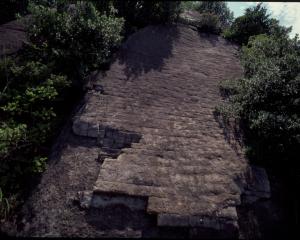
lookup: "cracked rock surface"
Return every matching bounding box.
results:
[73,24,250,236]
[16,24,271,238]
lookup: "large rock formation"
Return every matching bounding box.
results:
[71,24,270,237]
[9,23,271,238]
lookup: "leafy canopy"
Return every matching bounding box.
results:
[195,1,233,28]
[223,3,291,45]
[25,1,124,80]
[218,30,300,166]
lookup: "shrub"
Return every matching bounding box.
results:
[223,3,278,45]
[0,57,70,221]
[112,0,182,29]
[180,1,200,11]
[25,1,124,81]
[196,13,221,34]
[0,0,125,219]
[217,32,300,166]
[195,1,233,28]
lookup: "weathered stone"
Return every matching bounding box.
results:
[87,123,99,138]
[158,214,190,227]
[69,24,270,237]
[0,19,26,57]
[72,119,89,136]
[76,191,93,209]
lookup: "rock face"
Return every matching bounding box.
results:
[0,19,26,57]
[0,20,271,237]
[71,24,269,237]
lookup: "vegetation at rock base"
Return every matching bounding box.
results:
[217,32,300,166]
[180,1,233,34]
[25,1,124,80]
[216,3,300,228]
[0,0,183,222]
[0,0,124,220]
[216,2,300,169]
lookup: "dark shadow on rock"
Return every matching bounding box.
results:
[117,24,180,80]
[85,204,190,238]
[96,124,142,162]
[85,205,156,231]
[197,32,219,47]
[83,192,190,238]
[213,109,244,156]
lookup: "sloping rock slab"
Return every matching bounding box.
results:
[72,24,269,237]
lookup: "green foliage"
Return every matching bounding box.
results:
[217,31,300,165]
[31,156,47,173]
[195,12,221,34]
[112,0,182,29]
[0,122,27,159]
[25,0,124,80]
[0,0,125,219]
[0,56,70,204]
[195,1,233,28]
[222,3,291,46]
[180,1,200,11]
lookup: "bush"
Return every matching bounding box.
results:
[0,0,125,220]
[195,1,233,28]
[223,3,278,45]
[25,1,124,81]
[180,1,200,11]
[196,13,221,34]
[217,31,300,166]
[0,56,70,193]
[112,0,182,29]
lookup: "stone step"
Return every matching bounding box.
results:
[147,195,240,217]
